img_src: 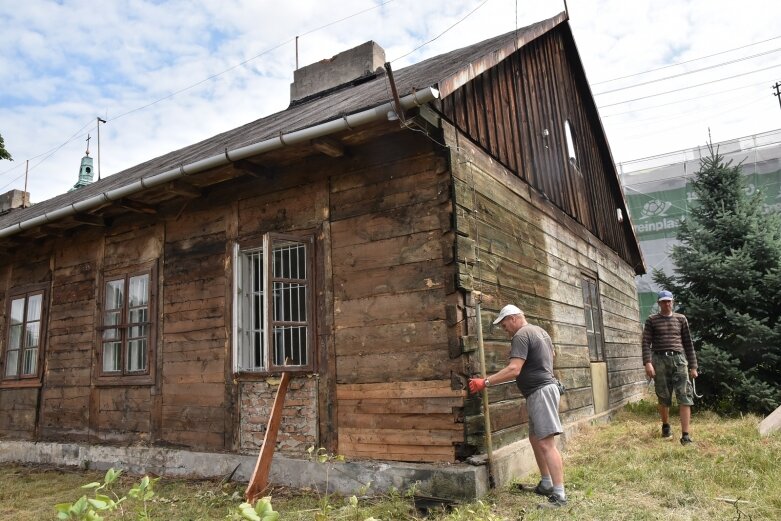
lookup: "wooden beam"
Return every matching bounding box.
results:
[245,371,291,503]
[72,213,106,227]
[311,137,346,158]
[39,225,67,237]
[232,160,273,179]
[165,180,202,198]
[119,198,157,214]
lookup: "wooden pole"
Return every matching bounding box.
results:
[23,160,29,208]
[245,371,291,503]
[475,294,495,487]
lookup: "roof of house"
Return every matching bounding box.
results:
[0,12,567,232]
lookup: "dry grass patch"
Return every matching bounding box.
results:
[1,401,780,520]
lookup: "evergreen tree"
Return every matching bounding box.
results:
[654,144,781,414]
[0,132,12,161]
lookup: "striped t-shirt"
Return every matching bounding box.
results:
[641,312,697,369]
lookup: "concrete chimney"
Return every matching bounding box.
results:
[0,189,30,214]
[290,41,385,103]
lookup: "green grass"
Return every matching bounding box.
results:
[2,401,780,520]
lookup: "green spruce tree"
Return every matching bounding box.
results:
[0,132,12,161]
[654,143,781,414]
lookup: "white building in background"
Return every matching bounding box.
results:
[620,128,781,320]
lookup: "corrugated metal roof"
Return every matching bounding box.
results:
[0,12,566,230]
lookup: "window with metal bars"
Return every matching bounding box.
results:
[2,286,47,383]
[234,233,313,373]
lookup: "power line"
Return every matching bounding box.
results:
[2,1,398,189]
[0,119,94,180]
[598,63,781,108]
[591,32,781,85]
[391,0,491,63]
[606,95,766,131]
[112,0,397,123]
[600,79,770,116]
[593,46,781,96]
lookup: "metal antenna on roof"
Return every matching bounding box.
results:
[97,117,107,180]
[295,36,299,70]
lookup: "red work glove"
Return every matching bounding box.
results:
[469,378,486,394]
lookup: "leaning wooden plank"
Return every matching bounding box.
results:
[245,371,291,503]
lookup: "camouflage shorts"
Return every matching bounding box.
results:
[652,351,694,406]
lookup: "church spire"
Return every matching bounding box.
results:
[69,134,95,191]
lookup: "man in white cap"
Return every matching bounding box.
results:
[469,304,566,508]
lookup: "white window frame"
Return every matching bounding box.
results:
[233,233,314,374]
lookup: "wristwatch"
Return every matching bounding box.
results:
[485,378,491,387]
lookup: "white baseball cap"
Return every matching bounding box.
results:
[493,304,523,325]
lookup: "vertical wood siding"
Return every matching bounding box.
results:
[441,28,638,267]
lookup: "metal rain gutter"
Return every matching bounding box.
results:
[0,87,440,240]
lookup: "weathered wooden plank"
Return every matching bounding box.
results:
[339,426,462,445]
[330,149,446,193]
[163,314,224,335]
[337,385,466,400]
[465,397,527,434]
[161,405,225,432]
[162,366,225,385]
[606,356,643,372]
[335,320,448,356]
[333,261,447,301]
[338,380,458,392]
[238,181,327,236]
[337,349,459,384]
[95,411,150,432]
[339,397,462,415]
[163,329,227,344]
[334,289,446,329]
[338,440,454,462]
[103,225,163,270]
[161,429,225,449]
[163,383,225,407]
[332,230,445,272]
[163,279,225,304]
[164,209,226,243]
[331,172,445,222]
[330,202,444,248]
[608,368,646,388]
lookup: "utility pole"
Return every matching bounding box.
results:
[774,81,781,111]
[97,117,106,180]
[23,159,29,208]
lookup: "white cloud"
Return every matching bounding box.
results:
[0,0,779,201]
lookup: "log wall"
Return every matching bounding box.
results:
[445,121,643,453]
[328,132,466,462]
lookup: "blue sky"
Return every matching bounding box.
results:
[1,0,779,203]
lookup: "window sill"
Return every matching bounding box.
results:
[233,368,313,380]
[0,379,43,389]
[94,375,154,387]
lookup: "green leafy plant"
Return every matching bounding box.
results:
[229,497,279,521]
[55,468,125,520]
[307,446,346,520]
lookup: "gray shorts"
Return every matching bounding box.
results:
[527,383,563,439]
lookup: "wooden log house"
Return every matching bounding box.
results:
[0,12,646,495]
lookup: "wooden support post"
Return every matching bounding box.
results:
[245,371,291,503]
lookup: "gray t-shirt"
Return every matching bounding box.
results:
[509,324,556,397]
